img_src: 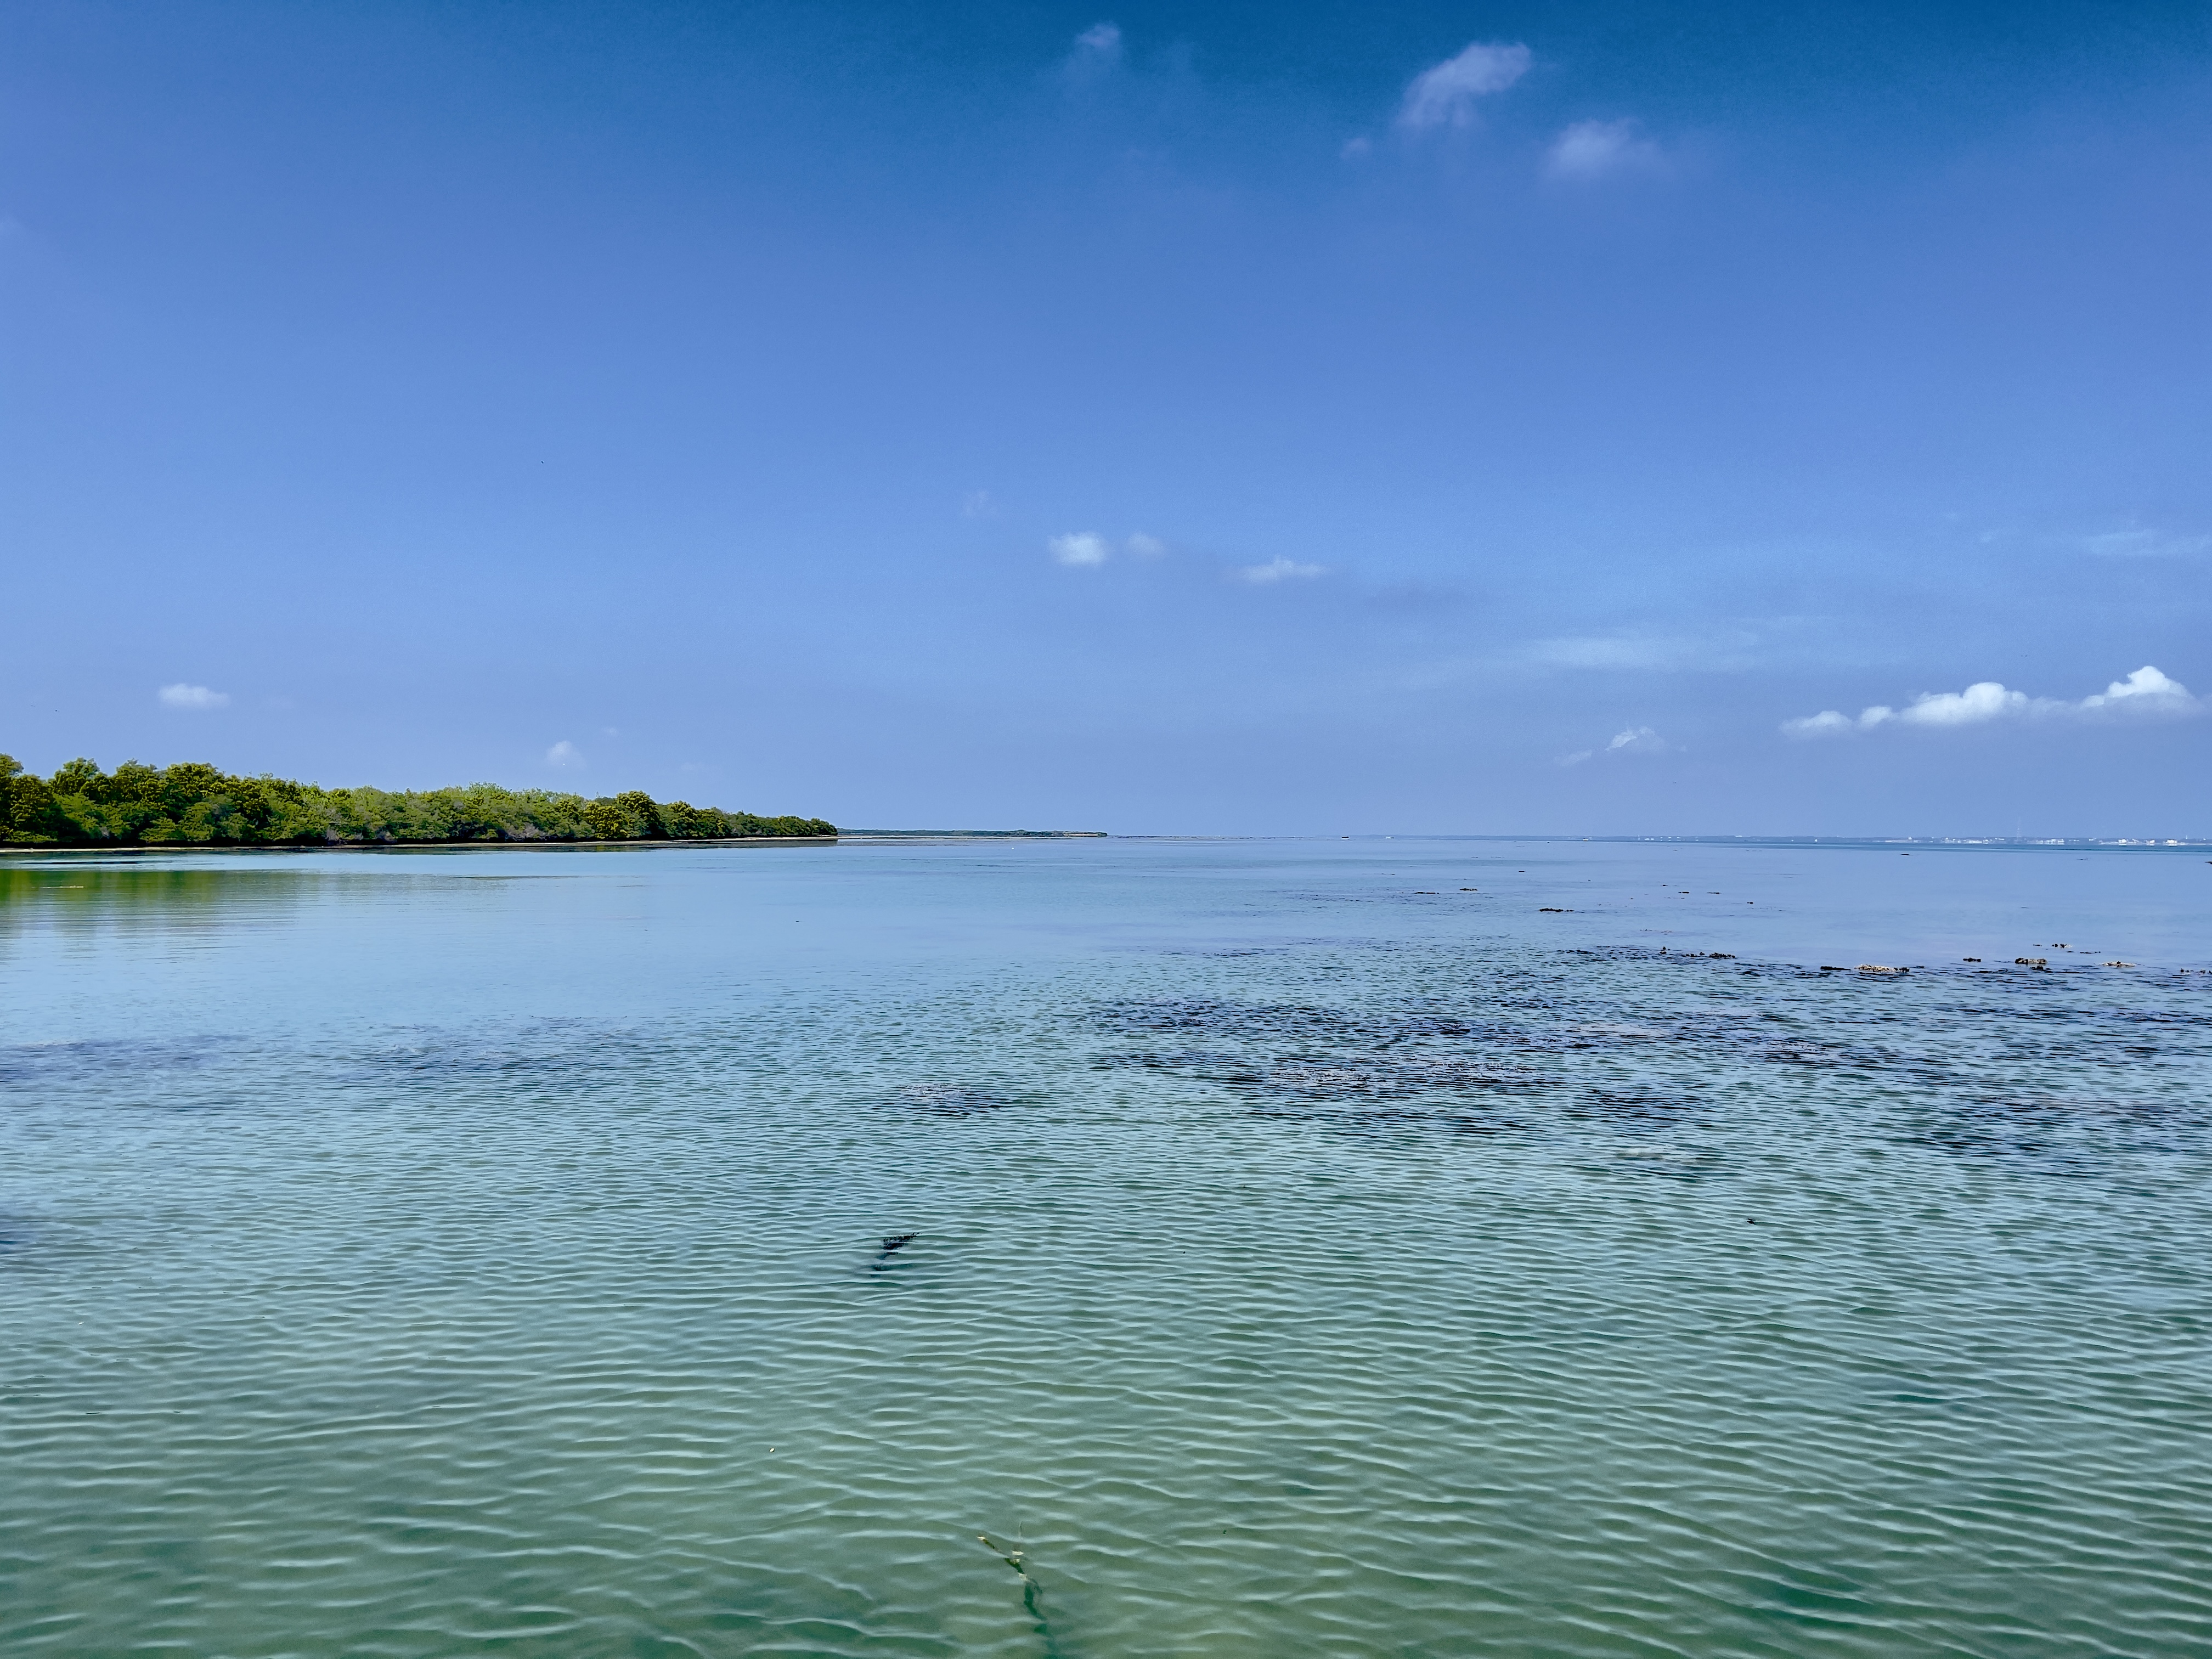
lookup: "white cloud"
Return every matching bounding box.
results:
[1125,532,1166,557]
[2083,527,2209,558]
[1895,681,2032,727]
[157,682,229,710]
[1073,21,1122,63]
[1780,709,1857,738]
[1235,556,1326,584]
[961,490,998,518]
[1785,682,2033,735]
[1341,135,1373,160]
[546,740,584,767]
[1561,726,1669,766]
[2081,664,2198,710]
[1784,665,2202,737]
[1049,532,1111,567]
[1547,118,1662,179]
[1397,41,1531,130]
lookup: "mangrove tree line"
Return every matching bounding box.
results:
[0,755,836,847]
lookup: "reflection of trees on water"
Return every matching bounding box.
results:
[0,863,320,940]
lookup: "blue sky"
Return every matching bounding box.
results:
[4,1,2209,834]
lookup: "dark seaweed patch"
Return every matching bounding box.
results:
[1092,1048,1244,1074]
[346,1021,654,1086]
[1095,996,1523,1051]
[1084,943,2212,1164]
[1251,1053,1549,1101]
[881,1082,1029,1118]
[1895,1090,2212,1168]
[0,1036,239,1091]
[1245,1099,1529,1136]
[1572,1088,1705,1127]
[1090,995,1549,1133]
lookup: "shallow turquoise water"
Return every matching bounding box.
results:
[4,837,2210,1656]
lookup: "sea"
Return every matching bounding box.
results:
[3,835,2209,1657]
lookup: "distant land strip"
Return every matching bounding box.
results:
[0,755,834,849]
[840,828,1108,839]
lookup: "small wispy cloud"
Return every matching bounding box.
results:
[1532,635,1690,670]
[1235,556,1325,584]
[1547,118,1662,180]
[1397,41,1531,131]
[1560,725,1669,766]
[1070,21,1122,68]
[1780,710,1860,738]
[1526,632,1754,672]
[157,682,229,710]
[961,490,998,519]
[1784,665,2202,737]
[546,740,584,767]
[1048,531,1166,567]
[2083,526,2209,558]
[1050,532,1112,567]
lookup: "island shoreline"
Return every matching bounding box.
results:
[0,836,840,856]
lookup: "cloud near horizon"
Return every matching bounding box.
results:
[545,740,583,766]
[1784,665,2200,737]
[157,682,229,710]
[1397,41,1530,131]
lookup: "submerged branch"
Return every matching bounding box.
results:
[978,1533,1060,1655]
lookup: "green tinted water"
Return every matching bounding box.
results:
[4,839,2209,1655]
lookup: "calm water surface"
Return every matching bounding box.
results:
[4,838,2210,1656]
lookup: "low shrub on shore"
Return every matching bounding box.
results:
[0,755,836,847]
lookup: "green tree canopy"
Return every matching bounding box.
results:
[0,755,836,848]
